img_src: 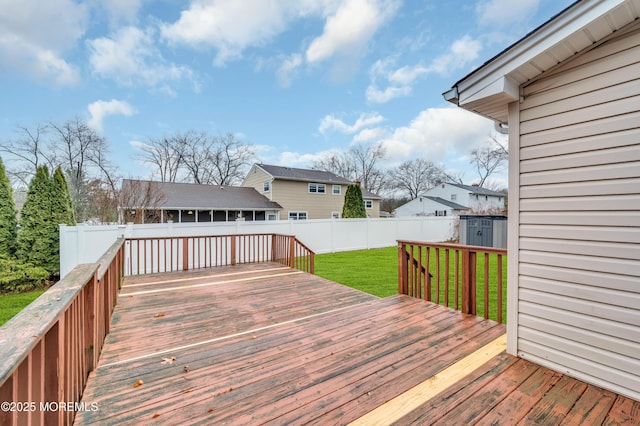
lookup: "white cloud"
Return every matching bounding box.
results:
[353,127,387,143]
[476,0,541,28]
[319,112,384,135]
[87,99,136,132]
[160,0,397,83]
[305,0,398,64]
[161,0,299,66]
[379,107,494,165]
[101,0,145,27]
[429,35,483,75]
[87,26,194,92]
[0,0,87,86]
[276,53,303,87]
[366,35,482,104]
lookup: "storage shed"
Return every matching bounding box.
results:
[444,0,640,401]
[459,215,507,249]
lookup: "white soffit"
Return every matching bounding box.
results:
[446,0,640,123]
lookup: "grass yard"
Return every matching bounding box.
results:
[315,245,508,323]
[315,246,399,298]
[0,289,46,326]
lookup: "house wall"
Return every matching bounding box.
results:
[424,183,504,212]
[394,197,457,217]
[363,198,380,218]
[272,179,347,219]
[243,166,380,219]
[243,166,274,201]
[511,24,640,400]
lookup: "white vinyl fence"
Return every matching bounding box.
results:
[60,217,457,278]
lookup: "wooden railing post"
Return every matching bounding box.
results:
[461,248,477,315]
[398,242,408,295]
[182,237,188,271]
[230,236,236,266]
[271,234,277,262]
[289,236,295,268]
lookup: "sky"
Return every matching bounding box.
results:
[0,0,575,188]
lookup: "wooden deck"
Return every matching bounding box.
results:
[75,263,639,425]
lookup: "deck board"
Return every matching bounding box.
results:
[75,263,639,425]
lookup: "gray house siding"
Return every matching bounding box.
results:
[513,23,640,400]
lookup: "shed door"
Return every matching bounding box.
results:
[467,217,492,247]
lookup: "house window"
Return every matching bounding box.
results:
[451,194,457,201]
[331,211,340,219]
[263,181,271,192]
[332,185,341,195]
[364,200,373,209]
[267,213,277,221]
[309,183,326,194]
[289,211,308,220]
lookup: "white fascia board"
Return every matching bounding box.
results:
[459,75,519,106]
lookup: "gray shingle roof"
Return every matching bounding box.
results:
[447,183,505,197]
[256,164,382,198]
[257,164,352,185]
[423,196,469,210]
[121,180,282,210]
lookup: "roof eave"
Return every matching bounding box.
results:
[445,0,636,122]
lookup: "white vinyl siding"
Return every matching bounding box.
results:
[514,24,640,400]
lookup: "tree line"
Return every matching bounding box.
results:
[1,118,508,225]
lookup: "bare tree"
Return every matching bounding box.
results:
[350,143,386,194]
[470,135,508,188]
[137,133,187,182]
[0,124,55,186]
[180,131,213,184]
[208,133,256,185]
[312,152,356,183]
[1,119,121,222]
[119,179,167,224]
[139,131,256,186]
[49,117,118,221]
[312,142,386,194]
[388,159,446,200]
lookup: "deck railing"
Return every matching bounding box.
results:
[398,240,507,323]
[0,238,125,426]
[124,233,314,276]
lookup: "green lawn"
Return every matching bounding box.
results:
[0,289,46,326]
[315,246,508,323]
[315,246,399,298]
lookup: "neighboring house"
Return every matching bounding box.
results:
[394,183,505,217]
[444,0,640,401]
[119,179,282,224]
[242,163,381,219]
[394,196,469,217]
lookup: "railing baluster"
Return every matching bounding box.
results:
[484,252,490,319]
[397,241,505,323]
[497,254,503,323]
[443,249,448,307]
[454,249,460,311]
